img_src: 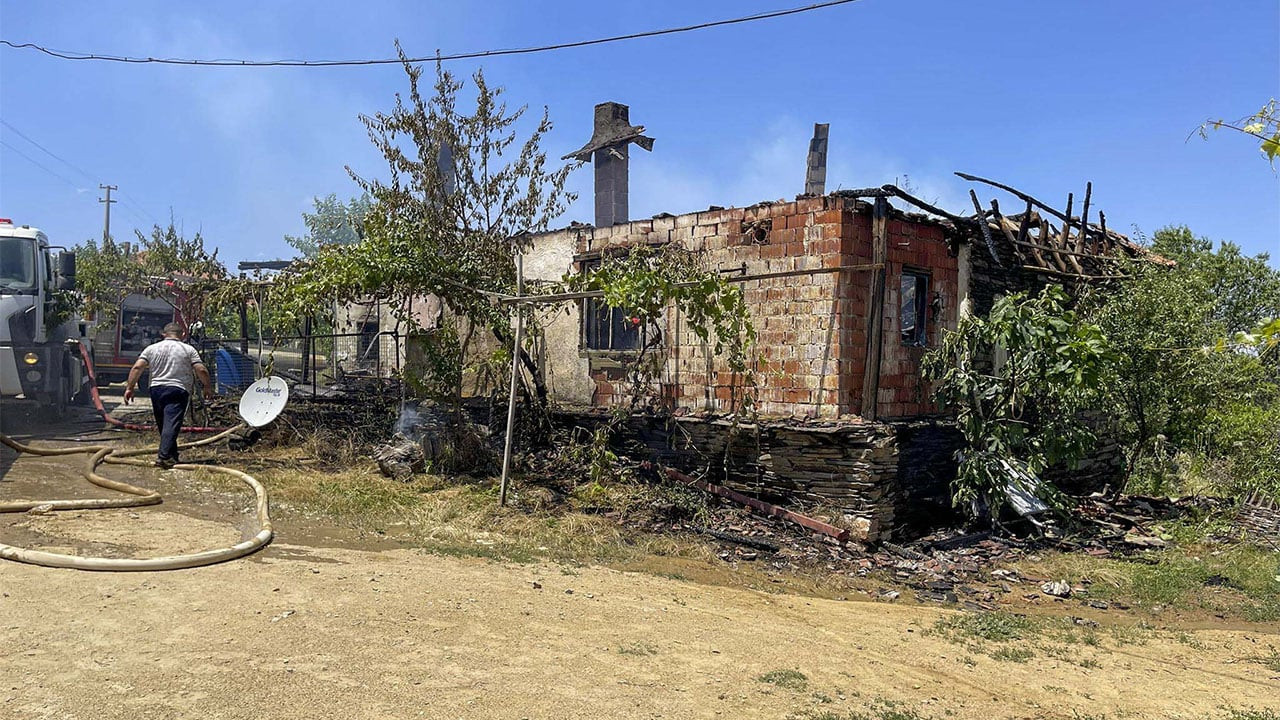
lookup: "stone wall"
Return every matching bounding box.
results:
[890,419,964,534]
[564,410,914,541]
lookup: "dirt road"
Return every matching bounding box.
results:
[1,418,1276,719]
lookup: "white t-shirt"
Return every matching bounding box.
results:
[139,338,204,392]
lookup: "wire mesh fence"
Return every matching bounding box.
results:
[192,329,404,396]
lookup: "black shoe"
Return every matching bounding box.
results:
[155,458,176,469]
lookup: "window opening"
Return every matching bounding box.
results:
[580,258,641,351]
[900,270,930,347]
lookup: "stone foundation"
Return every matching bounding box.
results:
[557,410,959,541]
[552,409,1123,542]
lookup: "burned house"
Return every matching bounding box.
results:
[518,103,1149,540]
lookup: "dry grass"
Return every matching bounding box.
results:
[207,441,715,567]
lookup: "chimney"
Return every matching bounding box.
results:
[805,123,829,196]
[564,102,654,227]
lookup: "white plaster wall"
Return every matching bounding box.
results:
[523,230,595,405]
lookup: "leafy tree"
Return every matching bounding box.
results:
[564,244,757,412]
[1148,225,1280,334]
[276,50,576,407]
[73,222,228,328]
[923,287,1108,518]
[1083,226,1280,498]
[73,235,145,321]
[284,193,373,259]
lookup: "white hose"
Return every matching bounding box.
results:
[0,425,273,571]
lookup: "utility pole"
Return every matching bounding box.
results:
[99,184,117,243]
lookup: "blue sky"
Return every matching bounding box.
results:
[1,0,1277,266]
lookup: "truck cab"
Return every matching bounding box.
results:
[0,219,85,414]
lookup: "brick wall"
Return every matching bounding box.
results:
[877,216,959,418]
[524,194,960,421]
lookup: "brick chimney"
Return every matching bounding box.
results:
[805,123,829,196]
[563,102,654,227]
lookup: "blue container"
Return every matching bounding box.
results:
[214,347,256,395]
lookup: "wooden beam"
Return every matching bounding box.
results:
[968,190,1001,265]
[956,171,1071,224]
[1015,201,1034,245]
[988,198,1018,256]
[879,184,974,225]
[1079,182,1093,254]
[1009,238,1116,260]
[501,263,882,305]
[1058,193,1085,274]
[1019,265,1128,281]
[1040,220,1071,274]
[663,467,852,543]
[861,197,889,420]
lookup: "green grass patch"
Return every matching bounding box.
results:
[989,645,1034,663]
[758,668,809,691]
[931,611,1035,642]
[790,697,934,720]
[1224,710,1280,720]
[930,612,1146,669]
[1017,543,1280,620]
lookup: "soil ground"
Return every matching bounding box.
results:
[1,403,1277,719]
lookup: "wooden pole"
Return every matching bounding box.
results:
[860,197,889,420]
[498,251,524,507]
[301,314,312,384]
[1079,182,1093,254]
[238,275,250,356]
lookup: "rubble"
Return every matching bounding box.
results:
[373,435,426,481]
[617,479,1239,608]
[1040,580,1071,598]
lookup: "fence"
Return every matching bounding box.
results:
[195,329,404,396]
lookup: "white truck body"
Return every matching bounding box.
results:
[0,219,85,413]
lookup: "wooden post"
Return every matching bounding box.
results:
[237,279,250,356]
[301,314,312,384]
[1079,182,1093,254]
[956,242,973,321]
[499,251,524,507]
[860,197,889,420]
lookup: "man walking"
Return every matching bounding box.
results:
[124,322,213,468]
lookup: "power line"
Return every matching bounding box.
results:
[0,119,163,226]
[0,138,153,229]
[1,119,95,183]
[0,0,860,68]
[0,138,85,190]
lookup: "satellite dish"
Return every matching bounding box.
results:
[238,376,289,428]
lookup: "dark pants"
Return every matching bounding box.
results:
[150,385,189,463]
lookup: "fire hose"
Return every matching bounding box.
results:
[0,425,273,571]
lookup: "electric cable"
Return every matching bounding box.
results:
[1,119,163,227]
[0,0,860,68]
